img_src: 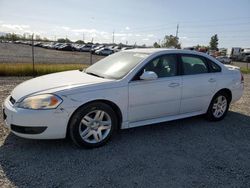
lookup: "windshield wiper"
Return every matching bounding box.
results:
[86,72,105,78]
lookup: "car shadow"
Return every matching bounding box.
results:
[1,111,250,187]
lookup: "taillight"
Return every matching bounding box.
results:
[241,73,244,83]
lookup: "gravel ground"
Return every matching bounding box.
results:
[0,75,250,188]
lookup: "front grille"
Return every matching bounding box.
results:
[9,96,16,105]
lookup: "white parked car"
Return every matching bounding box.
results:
[3,49,244,148]
[216,56,232,64]
[95,47,114,56]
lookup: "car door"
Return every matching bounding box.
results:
[180,54,217,114]
[128,54,181,122]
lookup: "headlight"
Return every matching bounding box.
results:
[17,94,63,110]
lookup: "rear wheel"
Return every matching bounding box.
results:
[206,92,230,121]
[69,102,118,148]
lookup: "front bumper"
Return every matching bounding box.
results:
[2,96,69,139]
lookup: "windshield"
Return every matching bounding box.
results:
[85,51,149,79]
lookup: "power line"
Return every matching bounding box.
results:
[127,22,250,34]
[179,35,250,39]
[127,16,250,31]
[180,29,250,34]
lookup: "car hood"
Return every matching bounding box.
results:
[11,70,112,101]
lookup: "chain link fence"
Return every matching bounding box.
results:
[0,42,104,65]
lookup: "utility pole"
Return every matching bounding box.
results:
[176,24,179,38]
[112,30,115,44]
[31,33,35,77]
[83,33,85,42]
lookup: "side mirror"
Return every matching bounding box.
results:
[140,71,158,80]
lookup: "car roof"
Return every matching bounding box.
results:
[125,48,225,66]
[125,48,206,56]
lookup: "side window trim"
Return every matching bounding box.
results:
[179,53,211,75]
[131,53,180,81]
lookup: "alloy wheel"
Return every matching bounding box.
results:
[78,110,112,144]
[212,96,227,118]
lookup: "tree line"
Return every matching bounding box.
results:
[0,33,51,42]
[153,34,219,51]
[0,32,87,44]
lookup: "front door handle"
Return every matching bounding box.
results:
[208,78,216,83]
[168,83,180,87]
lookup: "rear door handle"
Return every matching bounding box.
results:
[168,83,180,87]
[208,78,216,83]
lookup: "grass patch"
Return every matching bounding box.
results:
[2,63,248,76]
[240,67,250,74]
[0,63,89,76]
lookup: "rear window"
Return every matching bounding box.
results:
[208,59,221,72]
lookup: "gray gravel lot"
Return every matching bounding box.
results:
[0,75,250,188]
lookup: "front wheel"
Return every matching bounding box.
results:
[69,102,118,148]
[206,93,230,121]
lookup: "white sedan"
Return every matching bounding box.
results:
[3,49,244,148]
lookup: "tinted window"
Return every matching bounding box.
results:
[143,54,178,78]
[181,55,208,75]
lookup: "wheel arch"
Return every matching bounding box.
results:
[66,99,123,137]
[207,88,232,113]
[214,88,232,103]
[205,88,232,121]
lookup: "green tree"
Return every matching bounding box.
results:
[43,37,50,42]
[153,42,161,48]
[35,35,41,41]
[161,35,181,49]
[5,33,20,41]
[57,38,71,43]
[209,34,219,50]
[75,40,85,44]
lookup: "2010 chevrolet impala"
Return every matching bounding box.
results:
[3,49,244,148]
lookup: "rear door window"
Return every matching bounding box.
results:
[181,55,209,75]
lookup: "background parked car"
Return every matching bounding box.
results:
[91,45,105,54]
[216,56,232,64]
[95,47,114,55]
[112,46,122,52]
[57,43,74,51]
[80,43,95,52]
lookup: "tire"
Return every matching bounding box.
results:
[69,102,118,148]
[206,92,230,121]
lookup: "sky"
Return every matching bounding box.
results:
[0,0,250,48]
